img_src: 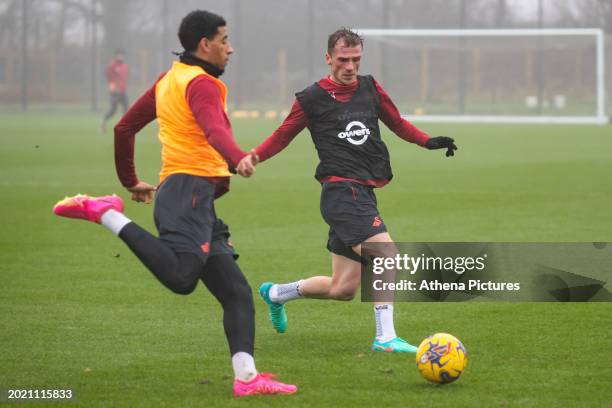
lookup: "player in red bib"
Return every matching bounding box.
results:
[255,28,457,353]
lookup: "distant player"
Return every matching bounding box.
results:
[252,28,457,353]
[101,49,129,133]
[53,10,296,397]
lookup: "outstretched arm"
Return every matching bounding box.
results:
[376,80,457,157]
[252,99,308,162]
[376,80,430,146]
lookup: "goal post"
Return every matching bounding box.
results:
[355,28,607,125]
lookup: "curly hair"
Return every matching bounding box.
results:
[178,10,226,52]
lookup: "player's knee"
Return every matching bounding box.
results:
[168,278,198,295]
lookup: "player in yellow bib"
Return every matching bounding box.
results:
[54,10,296,397]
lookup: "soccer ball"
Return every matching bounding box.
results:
[416,333,468,384]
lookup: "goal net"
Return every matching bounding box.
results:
[356,28,607,124]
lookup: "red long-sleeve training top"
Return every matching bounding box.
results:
[114,74,247,191]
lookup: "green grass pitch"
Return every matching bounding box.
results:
[1,113,611,407]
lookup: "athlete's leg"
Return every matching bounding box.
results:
[199,255,256,381]
[200,256,297,395]
[354,232,417,353]
[298,253,361,300]
[200,255,255,357]
[260,182,393,335]
[119,92,129,114]
[53,195,204,294]
[259,251,361,334]
[353,230,397,305]
[101,93,119,132]
[103,93,119,121]
[266,229,393,304]
[54,175,216,294]
[54,196,297,396]
[119,221,203,294]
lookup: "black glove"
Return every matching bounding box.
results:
[425,136,458,157]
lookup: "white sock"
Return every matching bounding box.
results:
[269,280,303,304]
[100,209,131,235]
[231,352,257,382]
[374,304,397,342]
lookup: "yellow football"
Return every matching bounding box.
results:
[416,333,468,384]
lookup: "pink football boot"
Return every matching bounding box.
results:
[53,194,124,223]
[233,372,297,397]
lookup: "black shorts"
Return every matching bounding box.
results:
[154,173,237,264]
[320,181,387,263]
